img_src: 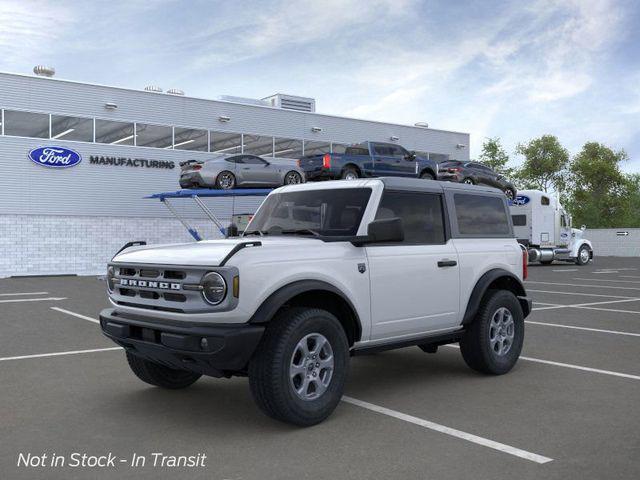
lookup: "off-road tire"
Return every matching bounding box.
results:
[341,167,359,180]
[420,171,435,180]
[126,352,202,389]
[576,245,591,266]
[248,307,349,426]
[460,290,524,375]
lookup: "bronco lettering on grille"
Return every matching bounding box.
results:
[119,279,181,290]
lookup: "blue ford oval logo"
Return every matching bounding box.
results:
[28,146,82,168]
[510,195,530,206]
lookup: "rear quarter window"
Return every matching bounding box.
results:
[453,194,512,237]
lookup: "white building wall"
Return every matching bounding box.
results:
[584,228,640,257]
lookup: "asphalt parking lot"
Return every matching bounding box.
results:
[1,257,639,480]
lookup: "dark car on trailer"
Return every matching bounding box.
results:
[438,160,517,200]
[298,141,438,182]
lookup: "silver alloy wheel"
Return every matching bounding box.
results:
[344,172,358,180]
[218,172,235,189]
[463,178,474,185]
[489,307,515,356]
[289,333,334,401]
[579,247,590,263]
[285,171,302,184]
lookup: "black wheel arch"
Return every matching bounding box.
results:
[462,269,531,324]
[342,164,362,176]
[419,167,437,179]
[248,280,362,346]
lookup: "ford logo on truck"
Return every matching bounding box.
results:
[28,146,82,168]
[511,195,530,206]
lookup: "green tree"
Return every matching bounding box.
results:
[567,142,635,228]
[478,137,513,177]
[514,135,569,192]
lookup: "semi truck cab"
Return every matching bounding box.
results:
[509,190,593,265]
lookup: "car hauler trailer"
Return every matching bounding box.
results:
[509,190,593,265]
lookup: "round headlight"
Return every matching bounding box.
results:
[202,272,227,305]
[106,266,115,293]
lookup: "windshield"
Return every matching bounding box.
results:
[244,188,372,237]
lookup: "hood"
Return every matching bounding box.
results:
[112,236,321,266]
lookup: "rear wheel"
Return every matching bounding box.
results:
[126,352,201,389]
[284,171,303,185]
[460,290,524,375]
[576,245,591,265]
[216,171,236,189]
[463,177,475,185]
[420,171,435,180]
[341,167,359,180]
[249,307,349,426]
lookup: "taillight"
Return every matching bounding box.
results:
[296,159,301,167]
[448,167,461,173]
[522,248,528,280]
[192,165,202,170]
[322,153,331,169]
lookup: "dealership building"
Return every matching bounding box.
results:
[0,69,470,278]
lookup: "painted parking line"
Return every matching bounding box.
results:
[445,345,640,381]
[342,396,553,464]
[575,306,640,315]
[526,321,640,337]
[0,347,122,362]
[552,269,578,272]
[0,297,67,304]
[51,307,99,324]
[526,281,640,291]
[527,289,638,299]
[0,292,49,296]
[621,275,640,279]
[532,297,640,312]
[573,278,640,284]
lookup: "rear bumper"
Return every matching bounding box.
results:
[302,167,336,181]
[99,308,264,377]
[179,172,207,188]
[437,173,461,182]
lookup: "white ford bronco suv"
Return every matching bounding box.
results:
[100,177,531,426]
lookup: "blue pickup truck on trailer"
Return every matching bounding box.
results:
[298,141,439,181]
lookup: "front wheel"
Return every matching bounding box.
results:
[284,171,303,185]
[248,307,349,426]
[459,290,524,375]
[126,352,201,389]
[216,171,236,189]
[576,245,591,265]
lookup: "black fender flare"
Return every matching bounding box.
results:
[248,280,362,341]
[419,167,437,179]
[462,269,530,324]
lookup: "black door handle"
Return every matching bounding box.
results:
[438,260,457,267]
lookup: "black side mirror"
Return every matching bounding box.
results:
[404,151,416,161]
[226,223,239,238]
[352,218,404,245]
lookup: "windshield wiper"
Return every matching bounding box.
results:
[279,229,321,237]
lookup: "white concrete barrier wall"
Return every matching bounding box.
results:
[584,228,640,257]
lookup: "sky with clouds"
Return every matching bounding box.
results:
[1,0,638,171]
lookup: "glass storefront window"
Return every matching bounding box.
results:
[135,123,172,148]
[272,137,303,158]
[95,119,135,145]
[4,110,49,138]
[303,140,331,156]
[243,135,274,156]
[210,131,242,154]
[51,115,93,142]
[173,127,208,151]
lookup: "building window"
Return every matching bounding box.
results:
[210,131,242,154]
[135,123,172,149]
[51,115,93,142]
[95,119,135,145]
[173,127,208,151]
[3,110,49,138]
[243,134,274,156]
[303,140,331,156]
[274,137,303,158]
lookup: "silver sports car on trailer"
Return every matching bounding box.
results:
[179,154,305,189]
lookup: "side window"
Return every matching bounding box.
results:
[375,191,446,244]
[512,215,527,226]
[225,156,242,164]
[454,194,511,236]
[243,155,267,165]
[388,145,406,158]
[373,144,391,156]
[541,196,550,206]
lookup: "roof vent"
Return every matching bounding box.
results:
[219,95,270,107]
[33,65,55,77]
[167,88,185,96]
[414,122,429,128]
[144,85,163,93]
[262,94,316,112]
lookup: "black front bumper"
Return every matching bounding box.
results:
[99,308,264,377]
